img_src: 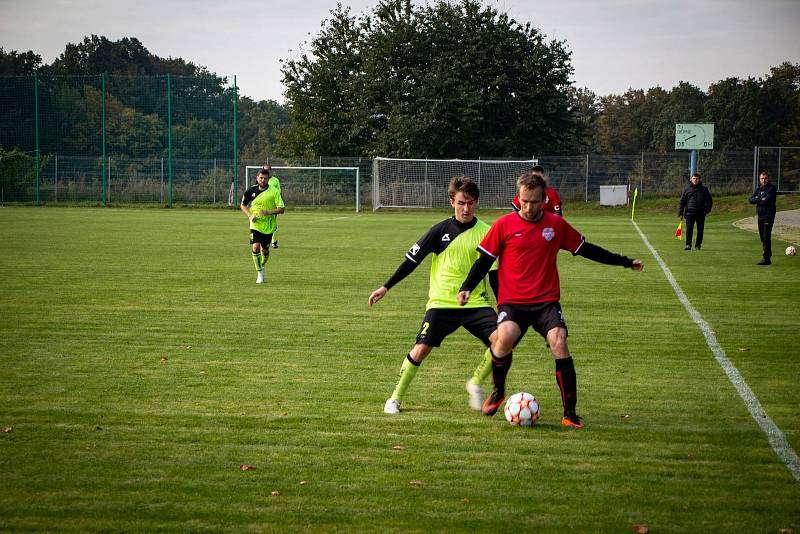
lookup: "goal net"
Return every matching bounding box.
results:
[372,157,538,210]
[245,166,362,211]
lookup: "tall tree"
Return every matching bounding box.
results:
[281,0,577,158]
[0,48,42,75]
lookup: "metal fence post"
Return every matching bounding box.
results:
[34,72,40,205]
[233,75,238,205]
[54,154,58,203]
[101,73,107,206]
[585,154,589,202]
[167,73,173,208]
[640,152,644,199]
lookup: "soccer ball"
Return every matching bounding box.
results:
[504,392,541,427]
[786,246,797,256]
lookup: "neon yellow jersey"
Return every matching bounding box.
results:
[405,217,496,310]
[268,176,281,192]
[249,185,284,234]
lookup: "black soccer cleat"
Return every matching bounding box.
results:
[271,241,279,249]
[481,388,506,416]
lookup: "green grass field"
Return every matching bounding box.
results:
[1,202,799,532]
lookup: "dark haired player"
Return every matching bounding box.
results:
[458,172,643,428]
[240,166,285,283]
[511,165,562,217]
[369,176,498,414]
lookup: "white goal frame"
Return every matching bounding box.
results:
[245,165,362,212]
[372,157,538,211]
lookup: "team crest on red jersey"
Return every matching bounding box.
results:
[542,227,555,242]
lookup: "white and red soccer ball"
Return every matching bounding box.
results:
[504,392,541,427]
[786,245,797,256]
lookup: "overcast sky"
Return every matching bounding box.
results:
[2,0,799,103]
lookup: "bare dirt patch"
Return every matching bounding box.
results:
[733,209,800,245]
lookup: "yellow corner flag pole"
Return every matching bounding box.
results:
[631,187,638,221]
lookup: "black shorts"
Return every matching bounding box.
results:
[497,302,567,342]
[250,230,273,247]
[415,307,497,348]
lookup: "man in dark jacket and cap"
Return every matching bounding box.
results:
[678,172,713,250]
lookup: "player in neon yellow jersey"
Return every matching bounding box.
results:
[368,176,498,414]
[267,174,282,248]
[240,166,285,284]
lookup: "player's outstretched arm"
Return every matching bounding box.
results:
[576,241,643,271]
[369,258,421,307]
[369,286,388,307]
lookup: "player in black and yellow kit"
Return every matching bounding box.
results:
[240,166,285,283]
[368,176,498,414]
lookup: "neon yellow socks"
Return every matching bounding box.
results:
[469,347,493,386]
[389,354,420,401]
[251,250,264,271]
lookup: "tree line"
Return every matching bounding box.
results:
[1,0,798,161]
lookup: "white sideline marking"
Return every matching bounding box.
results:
[632,220,800,483]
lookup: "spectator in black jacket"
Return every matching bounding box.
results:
[678,173,713,250]
[749,171,778,265]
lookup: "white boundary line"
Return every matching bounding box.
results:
[631,220,800,483]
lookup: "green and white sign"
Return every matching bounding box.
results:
[675,123,714,150]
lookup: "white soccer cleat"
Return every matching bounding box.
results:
[465,381,485,411]
[383,398,401,414]
[256,269,265,284]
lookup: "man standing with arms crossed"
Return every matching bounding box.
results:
[749,171,778,265]
[458,172,643,428]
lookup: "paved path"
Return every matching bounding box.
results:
[733,209,800,245]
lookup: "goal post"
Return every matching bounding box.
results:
[244,166,362,212]
[372,157,538,211]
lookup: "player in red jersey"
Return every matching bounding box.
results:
[511,165,562,216]
[458,172,643,428]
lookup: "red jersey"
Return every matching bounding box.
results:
[511,186,562,215]
[477,211,584,305]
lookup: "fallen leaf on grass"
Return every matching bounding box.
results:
[409,480,424,487]
[239,464,256,471]
[281,412,288,417]
[2,426,11,433]
[631,525,649,534]
[739,347,750,352]
[778,529,795,534]
[392,445,406,451]
[299,480,308,485]
[619,414,631,420]
[271,491,281,496]
[181,345,192,349]
[161,357,168,362]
